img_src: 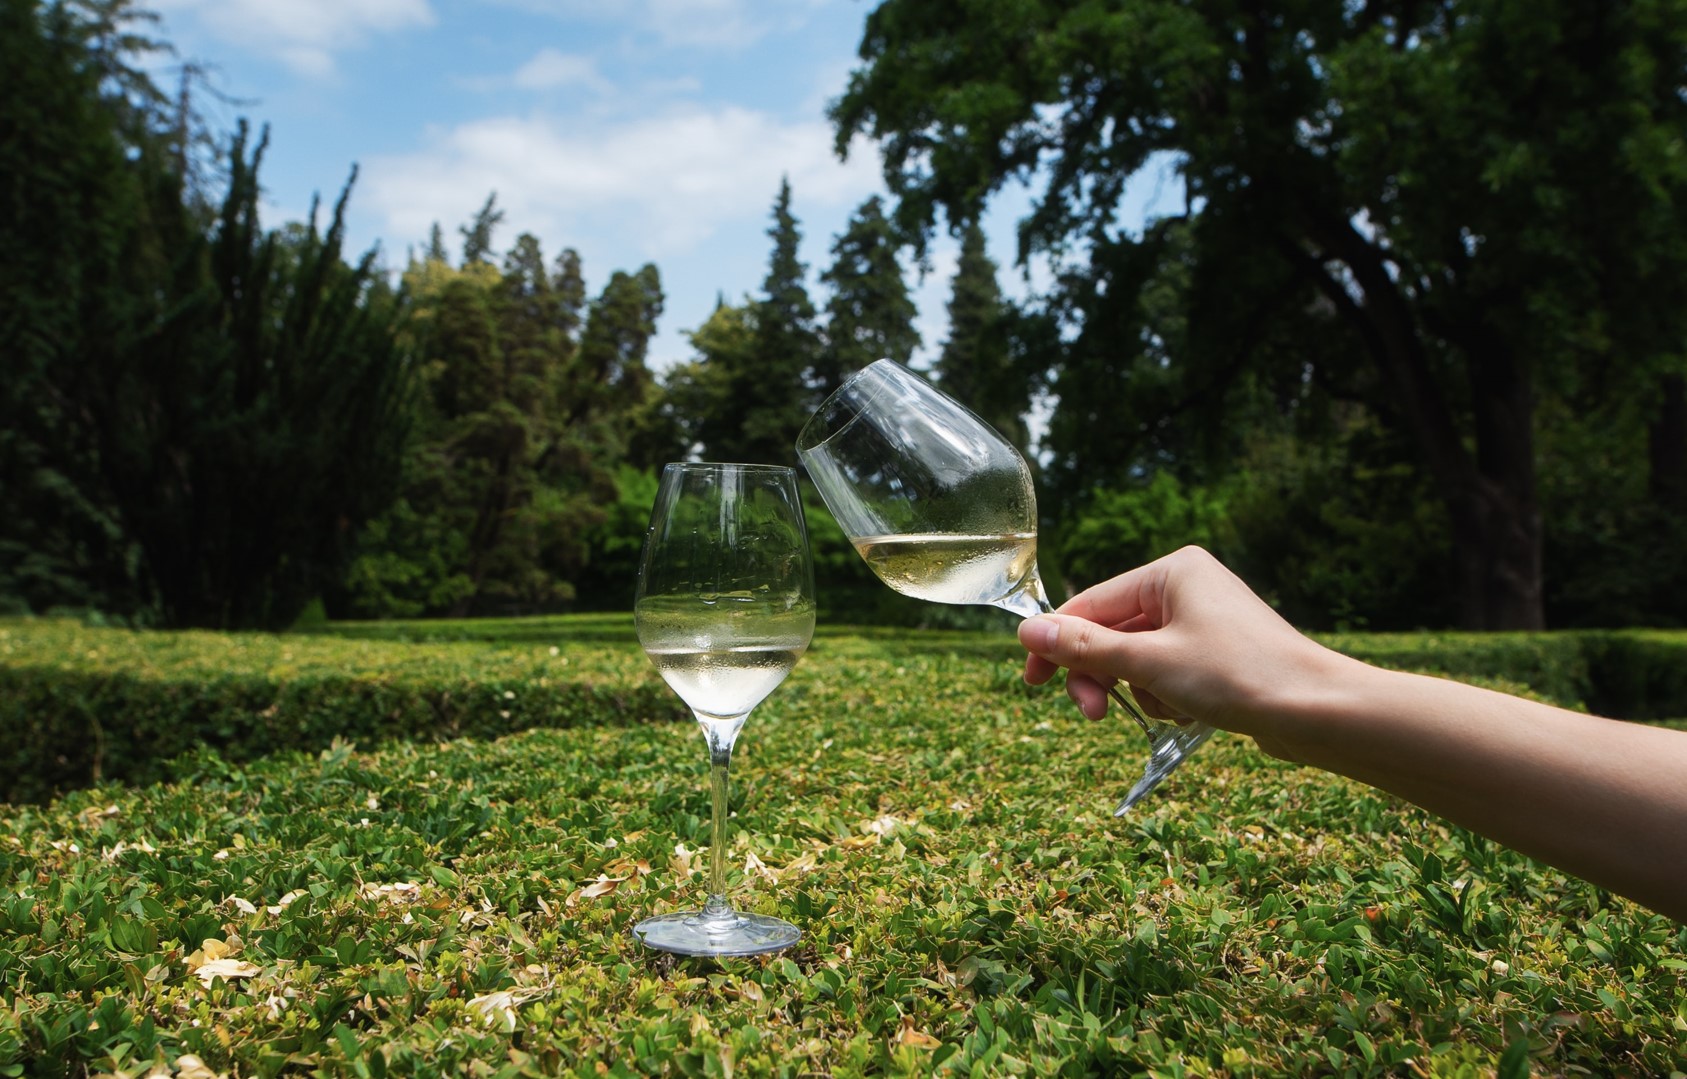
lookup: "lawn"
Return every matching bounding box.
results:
[0,617,1683,1077]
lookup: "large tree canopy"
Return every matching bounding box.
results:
[834,0,1687,629]
[2,0,411,629]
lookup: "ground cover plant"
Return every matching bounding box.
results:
[1,618,1684,1077]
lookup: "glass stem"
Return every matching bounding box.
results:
[999,575,1159,746]
[708,748,731,906]
[696,714,743,922]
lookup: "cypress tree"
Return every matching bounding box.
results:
[933,220,1029,452]
[459,192,504,266]
[738,179,824,464]
[818,195,919,396]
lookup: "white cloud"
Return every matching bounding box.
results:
[486,0,829,50]
[152,0,434,75]
[641,0,770,47]
[361,105,881,260]
[512,48,613,93]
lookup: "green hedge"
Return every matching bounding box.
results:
[1320,628,1687,719]
[1576,630,1687,719]
[1319,631,1597,712]
[6,618,1686,807]
[0,620,679,804]
[322,615,1687,720]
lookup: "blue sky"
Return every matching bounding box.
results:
[146,0,1180,373]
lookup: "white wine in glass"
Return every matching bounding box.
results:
[797,359,1214,813]
[852,532,1039,608]
[632,463,816,956]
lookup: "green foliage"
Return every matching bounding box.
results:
[1052,416,1461,632]
[0,618,674,804]
[933,219,1032,455]
[754,179,823,420]
[664,299,756,462]
[1057,472,1236,595]
[0,0,168,621]
[674,181,823,467]
[1573,631,1687,722]
[1536,396,1687,628]
[816,195,920,396]
[573,466,662,612]
[577,263,677,470]
[457,192,505,266]
[2,4,411,630]
[340,493,477,620]
[346,232,665,619]
[835,0,1687,630]
[130,125,411,629]
[0,617,1683,1075]
[1224,422,1460,633]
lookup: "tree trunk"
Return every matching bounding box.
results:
[1649,373,1687,506]
[1454,341,1545,630]
[1392,373,1547,632]
[1294,218,1547,629]
[1446,474,1544,631]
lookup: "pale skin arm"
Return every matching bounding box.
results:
[1018,546,1687,922]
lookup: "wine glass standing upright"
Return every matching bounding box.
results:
[796,360,1214,813]
[632,463,816,956]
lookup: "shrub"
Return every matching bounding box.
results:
[1320,631,1596,712]
[0,619,677,804]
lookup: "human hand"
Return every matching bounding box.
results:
[1018,546,1349,759]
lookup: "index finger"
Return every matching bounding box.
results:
[1024,650,1061,684]
[1053,560,1170,630]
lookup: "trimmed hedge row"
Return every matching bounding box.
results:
[0,620,680,804]
[322,614,1687,719]
[1322,629,1687,719]
[6,618,1686,805]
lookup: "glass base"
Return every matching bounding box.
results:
[1115,721,1216,815]
[633,908,801,957]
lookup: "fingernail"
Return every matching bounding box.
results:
[1021,616,1058,653]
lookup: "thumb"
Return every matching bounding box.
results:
[1018,613,1141,681]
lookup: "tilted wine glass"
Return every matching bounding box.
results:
[796,359,1213,813]
[632,462,816,956]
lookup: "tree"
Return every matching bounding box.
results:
[346,237,669,617]
[3,3,411,628]
[665,298,757,460]
[425,221,449,264]
[673,181,824,465]
[575,264,677,470]
[574,267,663,419]
[817,195,919,395]
[743,179,825,464]
[117,125,412,628]
[551,247,588,345]
[459,192,504,266]
[834,0,1687,629]
[932,219,1030,452]
[0,0,156,616]
[349,235,607,618]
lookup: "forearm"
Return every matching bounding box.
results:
[1268,659,1687,921]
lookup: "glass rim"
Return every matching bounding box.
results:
[660,461,797,476]
[795,358,911,455]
